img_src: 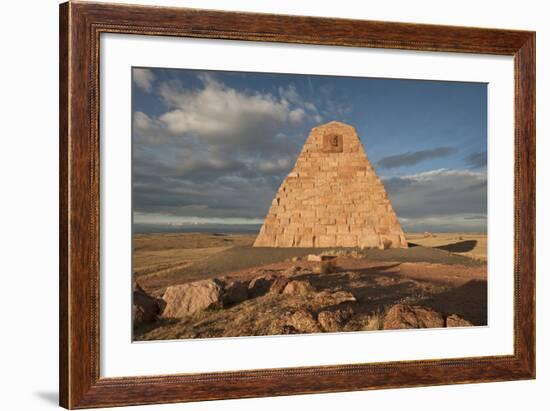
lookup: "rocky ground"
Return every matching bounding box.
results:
[133,242,487,340]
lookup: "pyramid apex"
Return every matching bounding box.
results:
[313,121,358,134]
[317,120,355,128]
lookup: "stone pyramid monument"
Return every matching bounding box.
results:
[254,121,407,249]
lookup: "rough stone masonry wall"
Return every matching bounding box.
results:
[254,121,407,249]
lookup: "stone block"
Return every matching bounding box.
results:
[336,234,358,248]
[326,225,337,234]
[358,234,380,249]
[318,235,336,247]
[298,236,315,247]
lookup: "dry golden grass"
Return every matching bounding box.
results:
[344,309,386,332]
[134,232,254,252]
[134,246,229,277]
[133,233,256,293]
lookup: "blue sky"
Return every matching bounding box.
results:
[132,67,487,232]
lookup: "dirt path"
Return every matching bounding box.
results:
[138,243,485,294]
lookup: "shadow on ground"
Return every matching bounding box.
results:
[436,240,478,253]
[177,244,483,283]
[422,279,487,325]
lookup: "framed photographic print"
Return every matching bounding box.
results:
[59,1,535,408]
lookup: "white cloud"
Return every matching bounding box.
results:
[289,108,306,123]
[279,85,301,104]
[132,73,347,223]
[279,85,322,122]
[401,168,485,182]
[156,75,314,145]
[134,75,323,158]
[133,111,173,145]
[133,68,156,93]
[133,111,154,131]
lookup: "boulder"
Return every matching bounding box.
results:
[446,314,474,327]
[318,307,354,332]
[282,265,306,277]
[314,290,356,305]
[307,254,322,262]
[383,304,445,330]
[133,280,146,294]
[248,274,275,298]
[222,280,249,306]
[284,310,320,333]
[269,276,290,295]
[328,290,356,304]
[161,279,223,318]
[282,280,315,296]
[133,288,159,327]
[280,325,300,334]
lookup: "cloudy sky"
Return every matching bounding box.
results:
[132,67,487,233]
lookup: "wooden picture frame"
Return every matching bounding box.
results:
[59,1,535,408]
